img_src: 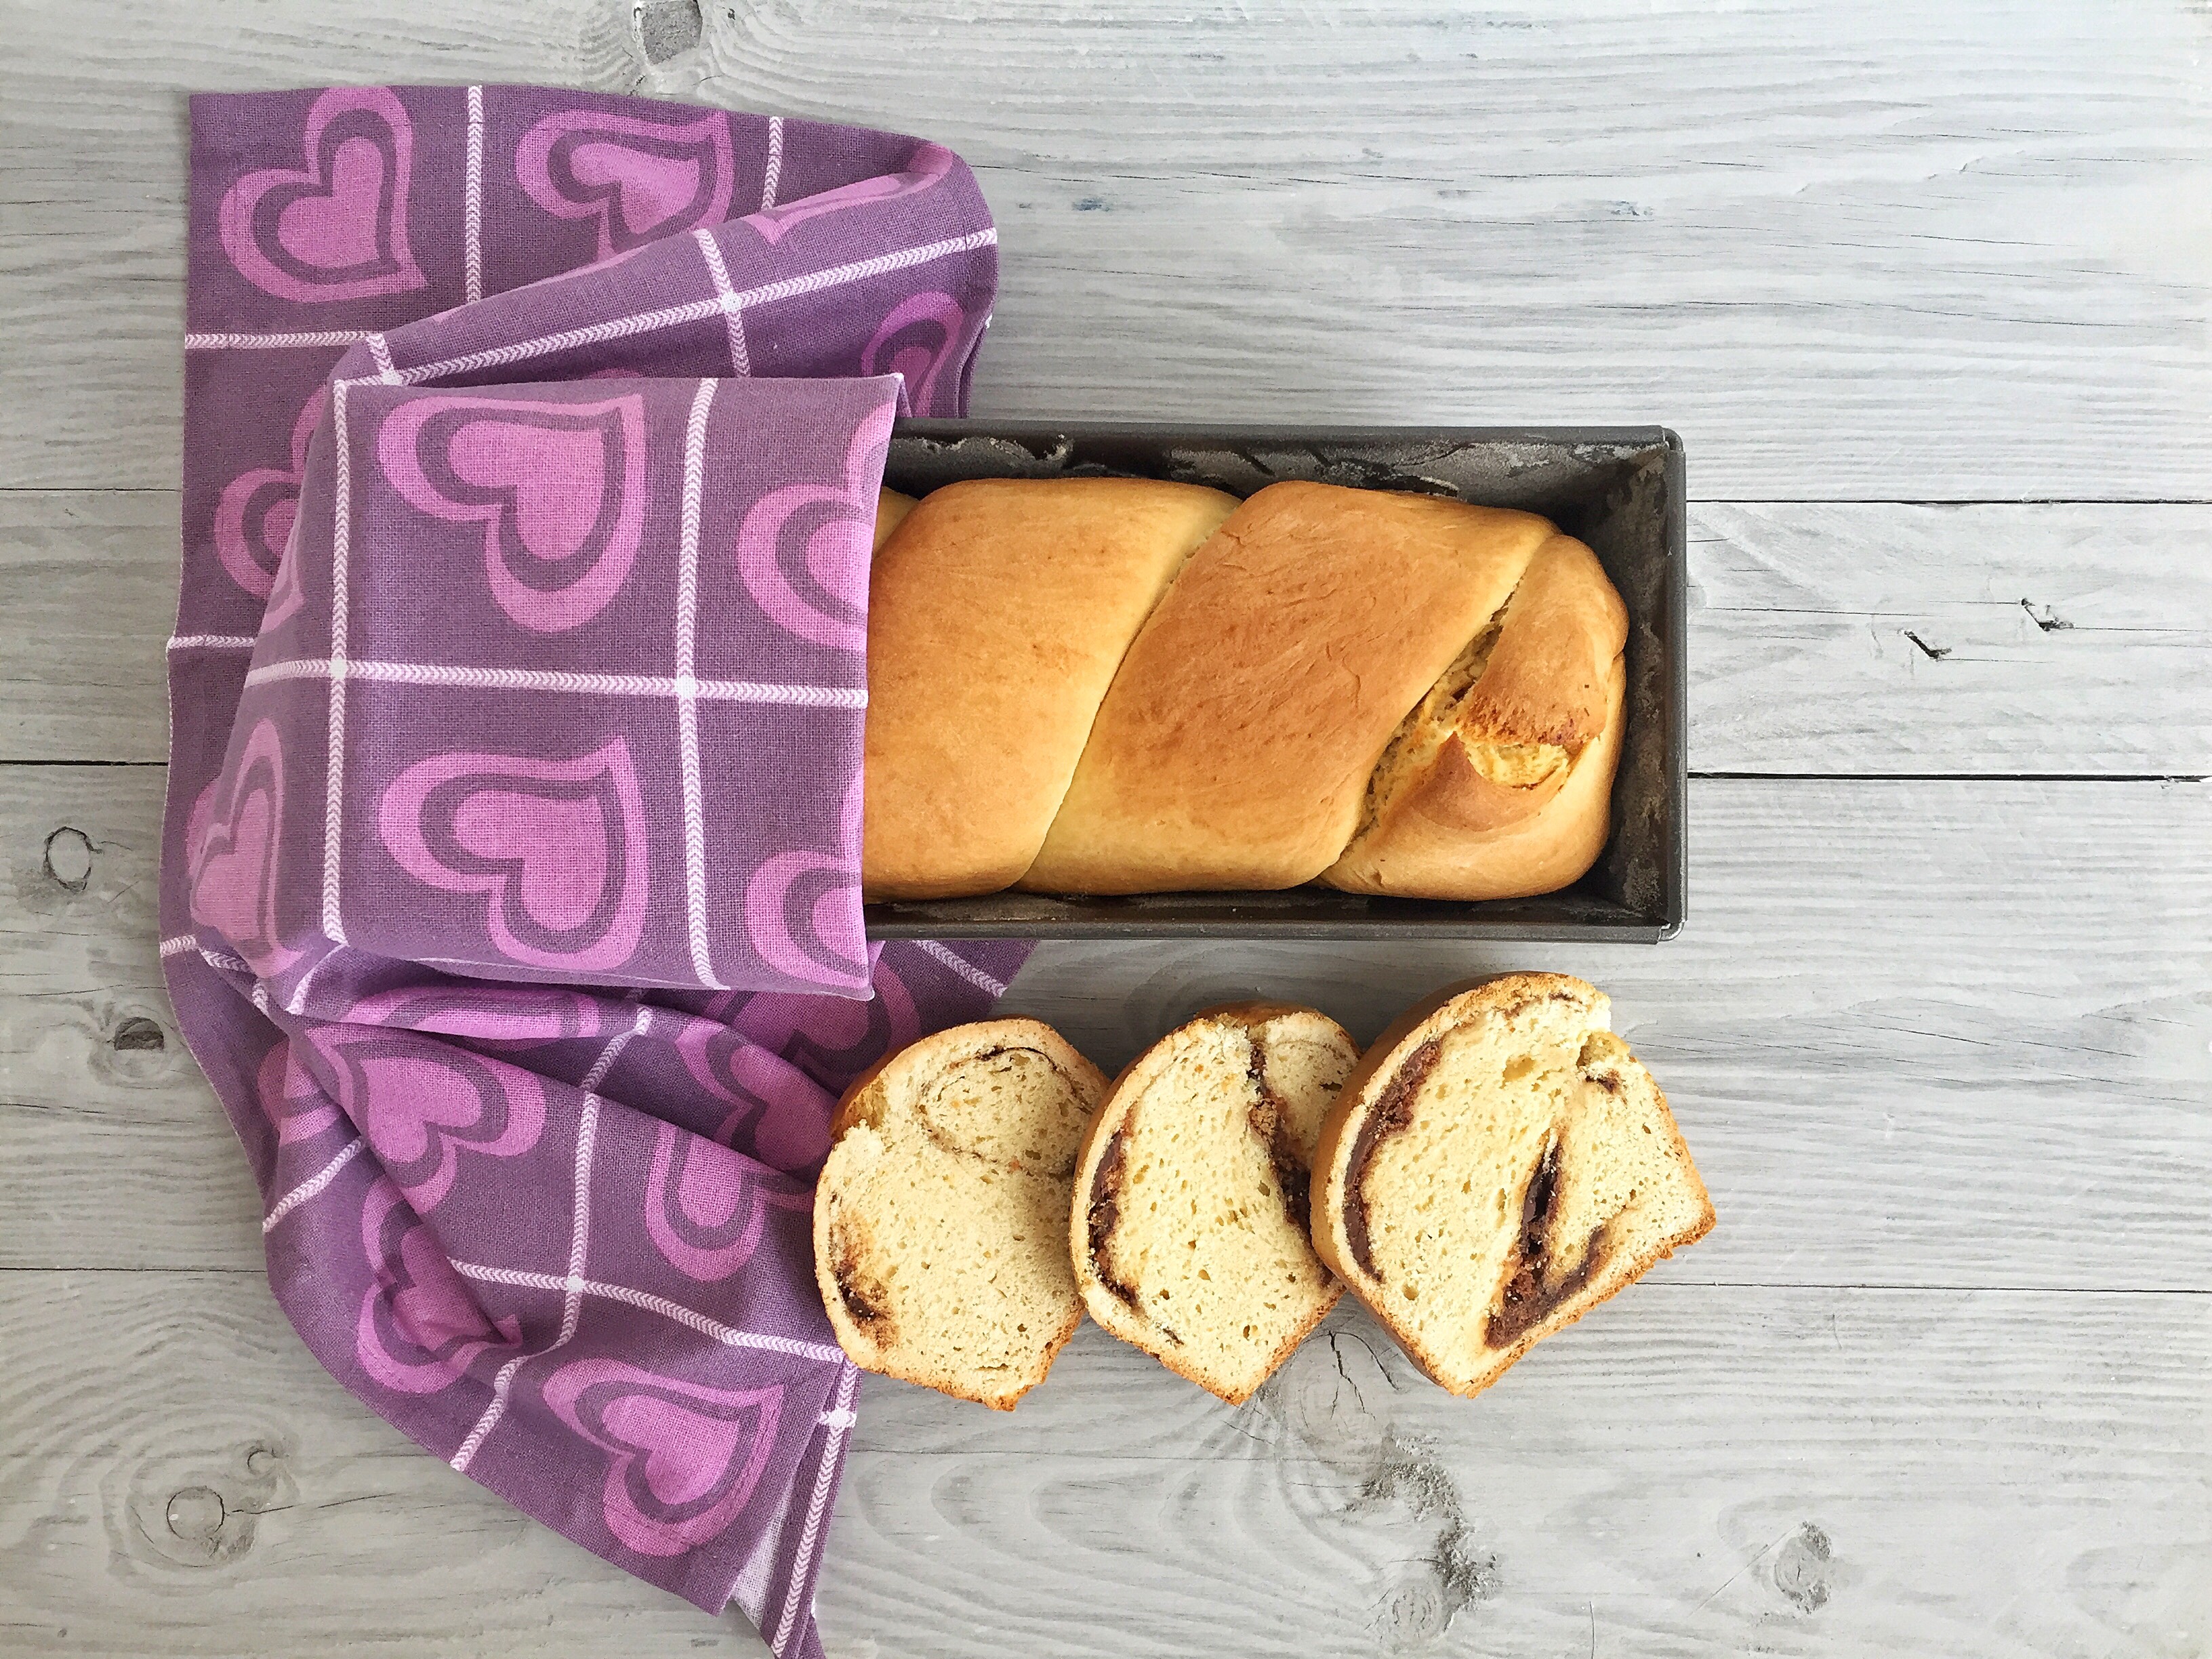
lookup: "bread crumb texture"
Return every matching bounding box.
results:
[1081,1009,1355,1402]
[816,1024,1100,1410]
[1345,979,1711,1396]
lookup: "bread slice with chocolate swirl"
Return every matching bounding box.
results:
[1070,1004,1357,1404]
[815,1019,1106,1410]
[1312,975,1712,1397]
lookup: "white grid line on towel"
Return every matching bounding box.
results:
[760,117,785,211]
[693,228,752,376]
[449,1260,848,1366]
[559,1096,602,1341]
[184,330,376,350]
[676,376,722,989]
[392,228,998,386]
[451,1004,642,1476]
[262,1136,368,1233]
[158,934,199,958]
[366,333,400,382]
[244,655,866,710]
[465,85,485,304]
[772,1360,860,1656]
[167,634,260,652]
[321,378,352,947]
[197,944,253,977]
[912,939,1008,998]
[283,947,337,1017]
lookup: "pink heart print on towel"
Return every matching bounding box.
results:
[178,85,1015,1647]
[675,1021,836,1170]
[735,399,890,653]
[378,741,653,973]
[309,1026,548,1212]
[861,292,967,417]
[257,1040,345,1147]
[213,387,325,599]
[344,985,611,1047]
[188,719,303,977]
[746,140,956,245]
[542,1358,783,1557]
[706,966,920,1098]
[517,108,737,259]
[218,86,426,302]
[644,1121,813,1281]
[743,774,867,993]
[357,1176,523,1394]
[379,394,648,634]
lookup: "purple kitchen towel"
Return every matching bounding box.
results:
[164,85,1027,1654]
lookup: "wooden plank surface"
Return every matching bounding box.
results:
[6,497,2208,771]
[1,1270,2204,1658]
[4,0,2211,497]
[7,762,2207,1290]
[2,0,2207,1654]
[0,493,173,763]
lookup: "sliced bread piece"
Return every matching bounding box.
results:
[1070,1003,1357,1403]
[815,1018,1107,1410]
[1312,974,1713,1397]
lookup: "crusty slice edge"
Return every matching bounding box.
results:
[1310,974,1714,1398]
[813,1017,1105,1410]
[1068,1002,1350,1405]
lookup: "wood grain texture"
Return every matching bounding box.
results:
[6,764,2206,1291]
[3,1,2208,1654]
[1692,503,2212,777]
[0,1269,777,1658]
[7,497,2207,769]
[0,492,176,762]
[1,1271,2203,1658]
[3,0,2210,495]
[0,0,637,491]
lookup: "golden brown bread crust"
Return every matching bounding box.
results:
[826,1017,1102,1143]
[1310,975,1714,1398]
[1324,661,1625,900]
[862,477,1239,901]
[1019,483,1556,895]
[1323,533,1629,900]
[872,487,918,553]
[1067,1002,1348,1404]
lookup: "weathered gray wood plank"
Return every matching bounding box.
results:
[4,0,2209,496]
[7,496,2207,769]
[0,0,635,493]
[7,763,2207,1290]
[1,1270,2203,1657]
[1692,503,2212,777]
[0,492,175,762]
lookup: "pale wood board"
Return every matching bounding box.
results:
[5,763,2207,1292]
[4,0,2212,496]
[2,0,2209,1654]
[6,496,2209,772]
[0,1271,2205,1658]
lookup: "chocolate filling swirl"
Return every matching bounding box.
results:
[1343,1039,1441,1281]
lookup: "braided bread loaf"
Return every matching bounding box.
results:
[863,479,1626,902]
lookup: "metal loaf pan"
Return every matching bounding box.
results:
[866,422,1687,943]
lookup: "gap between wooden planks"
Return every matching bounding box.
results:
[4,493,2209,773]
[0,1269,2203,1658]
[3,762,2206,1289]
[3,0,2211,496]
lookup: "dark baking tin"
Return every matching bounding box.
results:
[866,422,1687,943]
